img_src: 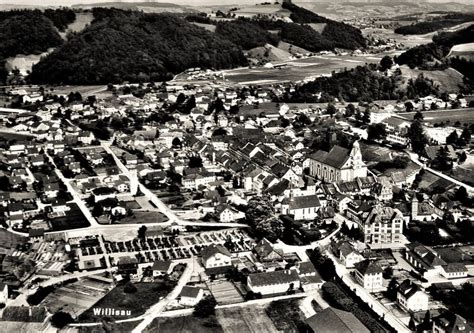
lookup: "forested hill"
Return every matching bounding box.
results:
[394,13,474,35]
[0,10,64,59]
[29,8,248,85]
[395,24,474,78]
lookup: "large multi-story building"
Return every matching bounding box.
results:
[362,205,404,246]
[308,141,367,183]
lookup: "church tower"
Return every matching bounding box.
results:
[411,196,419,221]
[349,140,367,178]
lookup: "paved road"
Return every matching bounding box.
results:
[408,152,474,193]
[326,251,410,333]
[274,213,345,260]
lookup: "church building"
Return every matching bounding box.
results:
[308,141,367,182]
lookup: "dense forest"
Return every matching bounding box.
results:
[0,10,63,59]
[281,2,330,24]
[0,9,78,84]
[215,19,280,50]
[43,8,76,32]
[394,13,474,35]
[29,8,248,85]
[395,24,474,70]
[276,64,439,103]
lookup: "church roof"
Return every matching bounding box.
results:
[309,145,350,169]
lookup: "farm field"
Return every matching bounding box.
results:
[41,277,111,316]
[101,211,169,225]
[400,66,465,93]
[207,280,244,305]
[224,52,394,85]
[78,281,175,322]
[144,315,224,333]
[0,229,27,250]
[449,42,474,61]
[398,108,474,124]
[217,305,278,333]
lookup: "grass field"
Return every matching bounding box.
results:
[78,320,141,333]
[216,305,277,333]
[144,315,223,333]
[0,228,27,250]
[398,108,474,124]
[113,211,169,225]
[265,299,306,332]
[400,65,464,93]
[449,43,474,61]
[78,281,174,322]
[50,204,90,231]
[224,52,394,84]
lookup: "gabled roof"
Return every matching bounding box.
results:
[254,238,283,259]
[248,269,299,287]
[200,244,232,262]
[309,145,351,169]
[306,307,370,333]
[152,260,173,272]
[284,195,321,210]
[354,260,383,275]
[398,279,424,300]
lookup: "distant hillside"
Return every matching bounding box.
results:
[396,24,474,68]
[395,13,474,35]
[29,8,247,84]
[396,24,474,84]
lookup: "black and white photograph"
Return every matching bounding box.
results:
[0,0,473,331]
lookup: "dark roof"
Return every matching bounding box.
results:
[179,286,202,299]
[398,279,424,299]
[306,307,370,333]
[309,145,350,169]
[200,244,232,262]
[286,195,321,210]
[339,242,357,257]
[354,260,383,275]
[298,261,317,275]
[152,260,172,272]
[254,238,282,259]
[442,263,468,273]
[248,270,299,287]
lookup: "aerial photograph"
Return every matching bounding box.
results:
[0,0,473,332]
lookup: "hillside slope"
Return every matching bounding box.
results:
[29,8,247,85]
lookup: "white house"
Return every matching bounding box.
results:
[152,260,174,277]
[441,263,468,279]
[0,283,8,304]
[179,286,204,307]
[201,245,232,269]
[281,195,321,221]
[354,260,384,293]
[338,242,364,268]
[247,270,301,296]
[397,280,429,312]
[216,205,245,223]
